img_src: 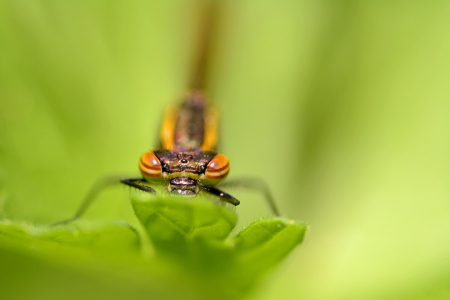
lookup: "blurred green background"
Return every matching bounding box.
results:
[1,1,450,299]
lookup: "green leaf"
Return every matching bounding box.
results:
[0,193,306,300]
[231,218,307,287]
[131,193,307,296]
[132,192,236,255]
[0,219,142,259]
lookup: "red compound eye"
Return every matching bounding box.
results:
[139,151,163,181]
[204,153,229,185]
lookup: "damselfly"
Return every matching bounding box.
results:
[54,3,279,225]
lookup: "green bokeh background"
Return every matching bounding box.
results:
[1,1,449,299]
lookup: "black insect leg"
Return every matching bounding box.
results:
[218,178,280,216]
[202,186,240,206]
[51,176,123,226]
[51,177,156,226]
[121,178,157,194]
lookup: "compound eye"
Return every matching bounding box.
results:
[139,151,163,181]
[204,153,230,185]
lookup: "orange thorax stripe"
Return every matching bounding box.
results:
[159,103,219,151]
[201,107,219,151]
[160,105,177,150]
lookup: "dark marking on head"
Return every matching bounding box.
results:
[155,150,217,174]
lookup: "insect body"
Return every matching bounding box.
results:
[52,4,278,226]
[123,90,239,205]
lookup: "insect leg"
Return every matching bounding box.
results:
[218,178,280,216]
[51,176,123,226]
[121,178,157,194]
[202,186,240,206]
[51,176,156,226]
